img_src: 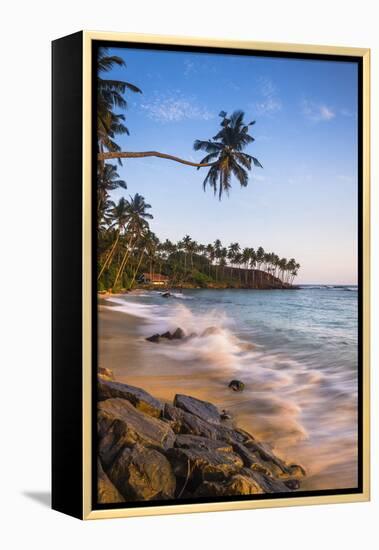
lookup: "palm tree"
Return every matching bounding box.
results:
[98,111,262,200]
[97,48,142,159]
[112,194,153,289]
[97,163,127,222]
[182,235,192,271]
[193,111,263,199]
[97,197,129,280]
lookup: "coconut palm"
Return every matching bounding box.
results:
[112,194,153,289]
[97,48,142,158]
[97,163,127,222]
[97,197,129,280]
[193,111,262,199]
[98,111,262,200]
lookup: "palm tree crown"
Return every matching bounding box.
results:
[193,110,262,199]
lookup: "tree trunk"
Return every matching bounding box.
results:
[129,251,145,290]
[113,236,135,289]
[98,231,120,280]
[98,150,216,168]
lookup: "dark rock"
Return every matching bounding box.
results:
[97,458,124,503]
[288,464,306,478]
[171,327,185,339]
[146,334,160,343]
[231,442,276,477]
[108,443,176,501]
[163,404,247,444]
[228,380,245,392]
[98,379,162,417]
[194,474,264,497]
[174,394,221,425]
[244,440,294,477]
[98,398,175,468]
[220,409,232,421]
[98,366,115,381]
[167,446,243,484]
[242,468,291,493]
[174,434,233,453]
[284,479,301,490]
[161,292,172,298]
[160,331,173,340]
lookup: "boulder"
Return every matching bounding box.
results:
[174,434,233,453]
[242,468,291,493]
[163,404,247,444]
[160,331,173,340]
[171,327,185,339]
[97,458,124,504]
[98,398,175,468]
[98,366,115,381]
[228,380,245,392]
[167,446,243,484]
[284,479,301,490]
[231,442,277,477]
[194,474,264,497]
[174,394,221,425]
[244,440,296,478]
[146,334,160,343]
[109,444,176,501]
[162,404,249,444]
[98,379,162,417]
[288,464,306,479]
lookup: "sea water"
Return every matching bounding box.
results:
[105,286,358,490]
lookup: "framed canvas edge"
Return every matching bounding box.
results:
[81,31,371,520]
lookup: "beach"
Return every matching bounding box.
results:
[99,286,358,491]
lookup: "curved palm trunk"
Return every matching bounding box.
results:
[98,150,216,168]
[97,231,120,280]
[113,236,136,289]
[129,250,145,290]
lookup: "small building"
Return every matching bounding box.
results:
[140,273,169,286]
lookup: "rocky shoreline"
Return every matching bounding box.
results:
[97,366,306,504]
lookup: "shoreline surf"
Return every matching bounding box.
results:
[98,287,358,491]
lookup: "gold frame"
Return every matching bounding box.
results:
[82,31,371,520]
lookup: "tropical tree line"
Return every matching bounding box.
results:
[97,191,300,291]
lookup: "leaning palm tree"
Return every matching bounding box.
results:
[98,111,262,200]
[194,111,263,199]
[97,197,129,280]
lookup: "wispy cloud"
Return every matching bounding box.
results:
[140,92,214,123]
[252,77,282,116]
[301,100,335,122]
[184,59,196,77]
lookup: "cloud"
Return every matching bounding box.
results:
[184,59,196,77]
[251,77,282,116]
[302,100,335,122]
[140,92,214,123]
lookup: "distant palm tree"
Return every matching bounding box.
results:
[98,197,129,280]
[112,194,153,289]
[194,111,262,199]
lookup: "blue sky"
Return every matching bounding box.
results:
[102,47,359,284]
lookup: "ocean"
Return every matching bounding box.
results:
[104,285,359,490]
